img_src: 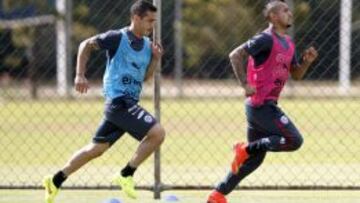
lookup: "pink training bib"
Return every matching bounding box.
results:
[247,29,295,106]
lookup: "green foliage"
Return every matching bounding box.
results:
[1,0,357,79]
[294,0,311,23]
[183,0,265,68]
[2,0,51,13]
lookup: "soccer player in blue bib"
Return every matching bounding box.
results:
[43,1,165,202]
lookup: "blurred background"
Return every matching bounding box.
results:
[0,0,359,196]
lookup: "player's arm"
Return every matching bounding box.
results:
[144,41,163,81]
[229,33,272,96]
[229,44,249,87]
[229,45,256,97]
[75,30,120,93]
[74,36,100,93]
[290,46,318,80]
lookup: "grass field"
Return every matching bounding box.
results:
[1,189,360,203]
[0,97,360,191]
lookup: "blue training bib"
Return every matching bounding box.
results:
[103,28,152,101]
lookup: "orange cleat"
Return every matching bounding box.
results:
[207,190,227,203]
[231,142,249,174]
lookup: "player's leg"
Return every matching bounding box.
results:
[208,152,267,202]
[208,103,304,203]
[229,102,303,178]
[109,104,165,172]
[112,123,165,199]
[244,101,303,154]
[207,101,303,202]
[127,123,165,167]
[215,102,303,197]
[57,119,123,185]
[43,119,123,203]
[107,103,165,199]
[208,124,267,203]
[61,143,109,177]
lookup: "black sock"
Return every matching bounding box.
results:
[121,163,137,177]
[52,171,67,188]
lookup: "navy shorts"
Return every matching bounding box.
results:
[93,96,157,145]
[245,100,303,151]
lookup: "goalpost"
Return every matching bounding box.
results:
[0,15,55,98]
[0,15,55,28]
[0,0,72,98]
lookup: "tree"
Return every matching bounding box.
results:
[182,0,266,78]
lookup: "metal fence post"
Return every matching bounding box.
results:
[339,0,352,94]
[174,0,183,98]
[153,0,162,199]
[56,0,72,97]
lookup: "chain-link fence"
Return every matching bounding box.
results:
[0,0,360,193]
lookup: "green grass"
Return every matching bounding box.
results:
[0,98,360,189]
[1,190,360,203]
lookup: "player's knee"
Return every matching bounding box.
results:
[148,124,166,145]
[154,126,166,145]
[289,135,303,151]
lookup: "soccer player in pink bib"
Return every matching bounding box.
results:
[207,1,318,202]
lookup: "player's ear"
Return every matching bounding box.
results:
[131,14,140,22]
[269,12,277,21]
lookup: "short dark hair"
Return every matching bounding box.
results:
[263,0,286,19]
[265,0,285,4]
[130,0,157,18]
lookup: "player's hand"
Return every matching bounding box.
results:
[151,41,163,60]
[243,84,256,97]
[74,75,89,94]
[302,46,318,65]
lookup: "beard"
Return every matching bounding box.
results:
[145,29,153,36]
[286,20,293,28]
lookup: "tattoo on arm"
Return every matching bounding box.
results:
[86,37,100,50]
[229,44,249,87]
[76,37,100,76]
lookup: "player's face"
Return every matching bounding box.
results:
[137,11,157,36]
[274,3,293,28]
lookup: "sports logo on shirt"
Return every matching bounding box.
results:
[121,74,142,86]
[131,62,141,69]
[280,115,289,125]
[144,115,153,123]
[280,137,286,145]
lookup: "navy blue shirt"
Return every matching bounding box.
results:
[244,32,298,67]
[95,28,145,60]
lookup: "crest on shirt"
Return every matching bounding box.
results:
[280,115,289,125]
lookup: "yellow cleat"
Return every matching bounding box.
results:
[42,175,59,203]
[112,175,137,199]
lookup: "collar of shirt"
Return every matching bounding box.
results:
[125,29,144,45]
